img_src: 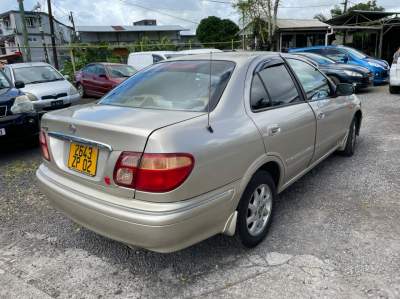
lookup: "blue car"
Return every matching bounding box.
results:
[289,45,390,85]
[0,70,40,145]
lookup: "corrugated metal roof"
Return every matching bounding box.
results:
[76,25,188,33]
[276,19,329,29]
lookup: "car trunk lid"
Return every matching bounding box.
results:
[41,103,203,192]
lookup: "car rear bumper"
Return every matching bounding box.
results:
[36,164,237,252]
[0,112,40,143]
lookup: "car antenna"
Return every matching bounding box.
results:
[206,51,214,133]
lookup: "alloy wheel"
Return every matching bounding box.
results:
[246,184,273,236]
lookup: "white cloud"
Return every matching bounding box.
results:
[2,0,399,33]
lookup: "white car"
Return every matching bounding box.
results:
[3,62,81,111]
[127,51,182,71]
[389,58,400,94]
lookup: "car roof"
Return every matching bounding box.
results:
[7,62,53,68]
[129,51,176,56]
[169,51,282,65]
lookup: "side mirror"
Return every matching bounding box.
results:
[342,55,349,63]
[99,74,107,79]
[63,74,70,80]
[14,81,25,89]
[335,83,354,96]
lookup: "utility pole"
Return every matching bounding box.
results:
[17,0,31,62]
[38,14,49,63]
[343,0,348,13]
[47,0,59,69]
[68,11,76,42]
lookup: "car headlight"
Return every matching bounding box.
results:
[24,92,39,101]
[343,70,363,77]
[69,85,79,95]
[368,61,383,68]
[11,95,35,114]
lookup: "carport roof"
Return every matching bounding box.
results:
[327,10,398,26]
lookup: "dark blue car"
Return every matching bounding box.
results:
[0,70,40,145]
[292,52,373,91]
[289,45,390,85]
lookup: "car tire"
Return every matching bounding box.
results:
[329,75,341,86]
[76,83,86,98]
[389,85,399,94]
[237,170,276,248]
[340,118,357,157]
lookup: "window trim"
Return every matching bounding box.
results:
[283,57,335,103]
[250,59,307,113]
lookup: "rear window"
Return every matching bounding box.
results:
[100,60,235,112]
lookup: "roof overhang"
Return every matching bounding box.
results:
[327,10,399,26]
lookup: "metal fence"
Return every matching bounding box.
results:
[6,40,245,79]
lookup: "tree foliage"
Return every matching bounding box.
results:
[331,0,384,18]
[196,16,239,48]
[234,0,281,50]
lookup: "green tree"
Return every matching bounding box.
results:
[196,16,239,49]
[331,0,384,18]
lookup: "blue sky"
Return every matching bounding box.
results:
[3,0,400,33]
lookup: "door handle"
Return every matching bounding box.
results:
[268,125,281,136]
[317,112,326,120]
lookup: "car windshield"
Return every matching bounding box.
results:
[0,71,10,89]
[13,65,64,84]
[342,47,367,59]
[100,60,235,112]
[300,53,335,65]
[107,65,137,78]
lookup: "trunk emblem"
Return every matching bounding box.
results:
[69,124,77,134]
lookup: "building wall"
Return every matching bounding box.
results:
[0,11,72,66]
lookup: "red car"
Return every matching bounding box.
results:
[75,63,136,97]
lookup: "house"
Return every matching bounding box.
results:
[77,20,188,45]
[0,10,73,65]
[239,18,330,51]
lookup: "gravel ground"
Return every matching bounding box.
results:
[1,86,400,298]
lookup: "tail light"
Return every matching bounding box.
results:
[39,130,50,161]
[113,152,194,192]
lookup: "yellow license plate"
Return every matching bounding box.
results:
[68,143,99,177]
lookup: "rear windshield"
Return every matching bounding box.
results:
[107,64,136,78]
[99,60,235,112]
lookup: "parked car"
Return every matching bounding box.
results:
[293,52,373,91]
[178,48,223,55]
[389,56,400,94]
[75,63,136,98]
[36,52,362,253]
[289,45,390,85]
[3,62,81,111]
[127,51,183,70]
[0,69,40,144]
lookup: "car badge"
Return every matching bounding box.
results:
[69,124,77,134]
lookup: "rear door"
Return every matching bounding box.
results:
[248,58,316,182]
[287,58,350,162]
[93,65,112,96]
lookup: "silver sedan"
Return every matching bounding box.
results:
[36,52,362,252]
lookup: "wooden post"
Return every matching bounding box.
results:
[69,47,76,74]
[378,26,383,59]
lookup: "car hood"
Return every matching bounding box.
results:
[365,57,389,69]
[20,79,73,98]
[323,63,370,74]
